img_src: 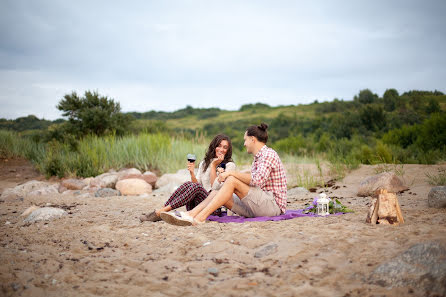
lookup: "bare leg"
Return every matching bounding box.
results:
[155,205,172,216]
[194,176,250,223]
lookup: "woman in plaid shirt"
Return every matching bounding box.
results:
[140,134,236,222]
[160,123,287,226]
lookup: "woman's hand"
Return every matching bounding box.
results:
[187,161,195,174]
[211,153,224,167]
[218,171,230,182]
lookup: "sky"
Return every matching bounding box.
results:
[1,0,445,120]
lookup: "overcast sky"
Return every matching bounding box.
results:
[1,0,445,120]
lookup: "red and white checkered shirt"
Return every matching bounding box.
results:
[249,145,287,213]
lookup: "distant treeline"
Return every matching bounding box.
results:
[1,89,445,165]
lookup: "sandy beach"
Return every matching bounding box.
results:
[1,160,445,297]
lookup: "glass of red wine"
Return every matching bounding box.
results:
[187,154,196,163]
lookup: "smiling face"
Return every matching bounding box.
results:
[215,139,229,158]
[243,132,255,154]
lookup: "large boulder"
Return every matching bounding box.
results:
[369,241,446,295]
[155,169,190,190]
[142,171,158,188]
[118,168,142,179]
[115,179,152,196]
[2,180,59,199]
[117,169,158,187]
[23,207,68,224]
[428,186,446,208]
[60,178,87,191]
[90,173,119,189]
[357,172,408,197]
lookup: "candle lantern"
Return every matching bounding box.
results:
[317,193,330,216]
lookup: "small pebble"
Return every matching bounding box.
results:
[207,267,219,277]
[203,241,211,247]
[5,221,11,225]
[51,279,57,285]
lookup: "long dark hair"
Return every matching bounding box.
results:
[202,134,233,172]
[246,122,268,143]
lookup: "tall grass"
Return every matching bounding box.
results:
[0,130,210,177]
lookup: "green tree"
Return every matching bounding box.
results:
[57,90,133,137]
[383,88,399,111]
[355,89,378,104]
[360,104,386,131]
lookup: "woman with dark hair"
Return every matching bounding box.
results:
[140,134,236,222]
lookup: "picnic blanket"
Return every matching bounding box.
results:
[207,209,344,223]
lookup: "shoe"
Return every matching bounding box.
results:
[139,211,162,222]
[160,211,193,226]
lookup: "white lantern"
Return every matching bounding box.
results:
[317,193,330,216]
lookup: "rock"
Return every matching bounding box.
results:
[357,172,408,197]
[23,207,68,223]
[287,187,309,197]
[83,177,94,186]
[95,188,121,197]
[369,241,446,295]
[58,184,68,193]
[154,182,179,194]
[115,179,152,196]
[60,178,87,191]
[21,205,40,217]
[207,267,219,277]
[1,180,56,199]
[118,168,142,178]
[142,171,158,187]
[428,186,446,208]
[254,243,278,258]
[28,184,59,196]
[156,169,190,190]
[90,173,119,189]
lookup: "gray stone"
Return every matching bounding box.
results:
[60,178,87,191]
[428,186,446,208]
[287,187,310,197]
[254,243,278,258]
[95,188,121,197]
[155,169,191,189]
[1,180,57,199]
[90,173,119,189]
[23,207,68,224]
[207,267,219,277]
[369,241,446,295]
[357,172,408,196]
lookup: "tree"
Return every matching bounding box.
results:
[355,89,378,104]
[360,104,386,131]
[383,89,399,111]
[57,90,133,137]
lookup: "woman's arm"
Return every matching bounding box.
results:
[188,162,198,183]
[209,155,224,186]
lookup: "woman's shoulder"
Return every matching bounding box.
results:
[226,161,236,170]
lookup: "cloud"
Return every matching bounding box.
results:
[0,0,445,119]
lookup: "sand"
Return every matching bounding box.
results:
[0,159,445,297]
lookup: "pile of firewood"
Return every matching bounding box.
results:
[366,189,404,225]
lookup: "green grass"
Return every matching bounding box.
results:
[425,168,446,186]
[0,130,210,178]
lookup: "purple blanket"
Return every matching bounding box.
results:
[207,209,344,223]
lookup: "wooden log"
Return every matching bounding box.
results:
[366,189,404,225]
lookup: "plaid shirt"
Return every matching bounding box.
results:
[249,145,287,213]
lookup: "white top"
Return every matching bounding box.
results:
[196,159,236,192]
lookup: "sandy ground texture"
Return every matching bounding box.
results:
[0,159,445,297]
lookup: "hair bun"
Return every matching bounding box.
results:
[258,123,268,131]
